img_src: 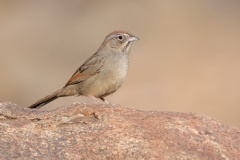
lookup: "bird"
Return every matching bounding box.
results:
[29,30,139,109]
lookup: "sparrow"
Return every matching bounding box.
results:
[29,30,139,109]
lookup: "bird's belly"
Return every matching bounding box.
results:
[78,56,128,97]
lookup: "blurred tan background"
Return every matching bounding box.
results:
[0,1,240,128]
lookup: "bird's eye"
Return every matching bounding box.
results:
[117,35,124,40]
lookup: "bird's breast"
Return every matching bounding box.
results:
[103,53,129,83]
[77,53,129,97]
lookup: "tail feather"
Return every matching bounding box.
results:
[29,90,61,109]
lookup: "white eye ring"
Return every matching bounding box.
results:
[117,35,124,40]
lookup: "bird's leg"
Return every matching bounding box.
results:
[99,97,109,104]
[89,96,109,104]
[89,96,120,107]
[100,97,120,107]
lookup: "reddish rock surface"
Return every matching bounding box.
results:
[0,99,239,159]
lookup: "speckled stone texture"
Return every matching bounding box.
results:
[0,99,239,159]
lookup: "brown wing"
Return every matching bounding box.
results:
[64,53,104,87]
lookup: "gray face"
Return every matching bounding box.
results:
[106,33,131,49]
[104,32,139,53]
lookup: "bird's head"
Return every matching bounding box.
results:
[101,30,139,54]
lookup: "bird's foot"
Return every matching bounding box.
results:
[89,96,120,107]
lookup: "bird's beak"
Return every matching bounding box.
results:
[128,35,139,42]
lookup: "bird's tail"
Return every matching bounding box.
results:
[29,89,62,109]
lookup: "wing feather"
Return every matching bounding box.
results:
[64,53,104,87]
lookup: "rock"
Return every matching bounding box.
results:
[0,99,239,159]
